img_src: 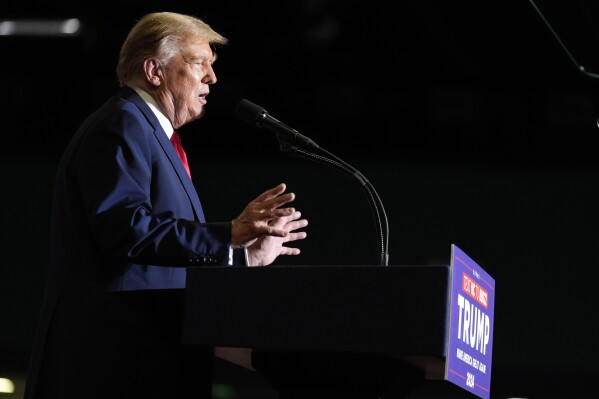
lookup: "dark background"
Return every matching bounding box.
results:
[2,0,599,398]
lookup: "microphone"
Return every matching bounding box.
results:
[235,99,320,150]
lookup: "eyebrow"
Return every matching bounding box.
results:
[188,50,217,64]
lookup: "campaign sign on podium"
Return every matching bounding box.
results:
[446,244,495,399]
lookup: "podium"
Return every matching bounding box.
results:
[182,264,455,398]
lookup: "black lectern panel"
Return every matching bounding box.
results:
[182,265,450,358]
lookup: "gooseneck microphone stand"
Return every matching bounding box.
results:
[276,138,390,266]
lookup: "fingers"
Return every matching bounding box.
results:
[264,212,308,242]
[271,206,296,218]
[262,224,288,237]
[279,247,301,256]
[246,208,295,231]
[261,193,295,213]
[232,184,307,249]
[250,197,296,225]
[285,216,309,233]
[269,211,308,230]
[251,183,296,212]
[254,183,287,202]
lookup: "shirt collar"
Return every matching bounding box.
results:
[128,85,174,139]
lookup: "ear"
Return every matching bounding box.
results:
[143,58,163,87]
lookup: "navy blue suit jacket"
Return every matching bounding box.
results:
[24,87,243,398]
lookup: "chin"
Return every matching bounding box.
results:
[186,110,205,124]
[195,106,206,118]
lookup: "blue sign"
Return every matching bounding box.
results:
[445,244,495,399]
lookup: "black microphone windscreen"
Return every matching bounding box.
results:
[235,99,264,127]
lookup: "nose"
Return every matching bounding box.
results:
[203,63,217,84]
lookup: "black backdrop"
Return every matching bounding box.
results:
[1,0,599,397]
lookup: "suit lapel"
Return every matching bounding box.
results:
[117,87,206,222]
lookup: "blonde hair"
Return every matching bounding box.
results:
[116,12,228,86]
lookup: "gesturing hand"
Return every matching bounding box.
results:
[231,183,307,258]
[246,210,308,266]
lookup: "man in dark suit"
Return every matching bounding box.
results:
[24,11,308,399]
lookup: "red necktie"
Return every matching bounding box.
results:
[170,130,191,179]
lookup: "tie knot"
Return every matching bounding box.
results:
[171,130,181,143]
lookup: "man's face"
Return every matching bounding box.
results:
[161,39,217,128]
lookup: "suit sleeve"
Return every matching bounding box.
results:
[71,107,233,266]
